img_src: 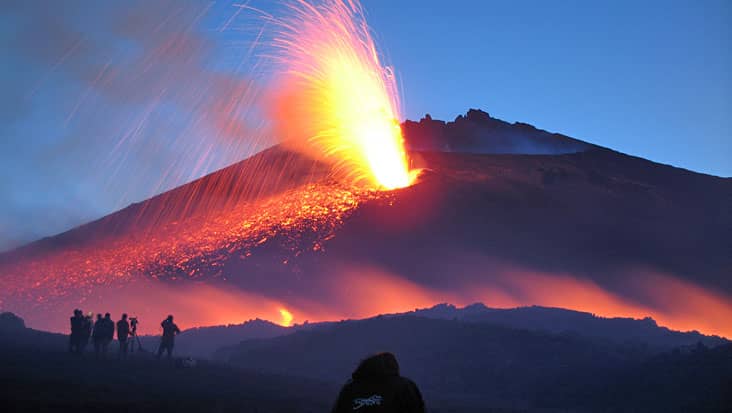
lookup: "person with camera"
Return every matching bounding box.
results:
[129,316,140,352]
[156,315,180,359]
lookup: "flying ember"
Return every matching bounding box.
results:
[270,0,416,190]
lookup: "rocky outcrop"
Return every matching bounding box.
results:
[0,312,25,331]
[402,108,594,154]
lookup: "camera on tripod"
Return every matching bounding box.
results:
[128,317,143,352]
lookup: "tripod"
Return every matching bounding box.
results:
[129,319,144,352]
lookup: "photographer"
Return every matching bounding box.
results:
[156,315,180,359]
[129,317,139,352]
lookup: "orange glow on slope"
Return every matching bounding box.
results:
[63,281,292,335]
[278,308,294,327]
[0,182,385,310]
[625,270,732,337]
[288,264,732,339]
[317,266,462,318]
[6,250,732,338]
[459,267,732,338]
[270,0,415,189]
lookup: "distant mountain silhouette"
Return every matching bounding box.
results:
[155,318,290,358]
[406,303,727,349]
[143,303,727,359]
[3,311,730,412]
[217,314,732,412]
[0,311,25,331]
[0,312,66,351]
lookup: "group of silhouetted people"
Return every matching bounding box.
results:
[69,310,137,359]
[69,309,179,359]
[69,310,423,411]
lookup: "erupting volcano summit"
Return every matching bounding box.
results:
[1,110,731,338]
[270,0,416,189]
[0,1,730,341]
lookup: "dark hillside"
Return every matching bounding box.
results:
[218,315,732,412]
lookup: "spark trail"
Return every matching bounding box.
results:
[268,0,416,189]
[1,0,420,332]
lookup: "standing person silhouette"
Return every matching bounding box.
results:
[68,309,84,354]
[80,312,92,353]
[156,315,180,359]
[101,313,114,355]
[116,314,130,359]
[129,317,140,352]
[331,352,425,413]
[92,314,104,358]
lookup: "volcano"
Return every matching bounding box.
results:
[1,109,730,336]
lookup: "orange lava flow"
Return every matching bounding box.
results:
[270,0,415,189]
[0,182,385,310]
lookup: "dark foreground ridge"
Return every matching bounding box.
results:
[2,309,730,413]
[217,314,732,412]
[0,312,334,413]
[0,347,335,413]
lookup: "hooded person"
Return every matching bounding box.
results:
[69,309,85,354]
[331,352,425,413]
[92,314,104,357]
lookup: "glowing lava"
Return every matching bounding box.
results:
[279,308,294,327]
[270,0,415,190]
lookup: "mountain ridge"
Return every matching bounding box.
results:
[1,108,730,337]
[215,312,732,412]
[143,302,728,359]
[3,108,728,258]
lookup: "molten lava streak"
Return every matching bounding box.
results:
[0,0,422,335]
[279,308,294,327]
[270,0,415,189]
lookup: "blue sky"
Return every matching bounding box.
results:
[366,0,730,176]
[0,0,730,250]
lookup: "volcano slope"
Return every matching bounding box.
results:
[0,110,730,336]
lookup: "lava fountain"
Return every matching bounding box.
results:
[0,0,422,333]
[268,0,415,189]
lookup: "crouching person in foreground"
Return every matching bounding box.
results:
[331,352,425,413]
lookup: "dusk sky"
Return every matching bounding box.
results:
[1,0,730,251]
